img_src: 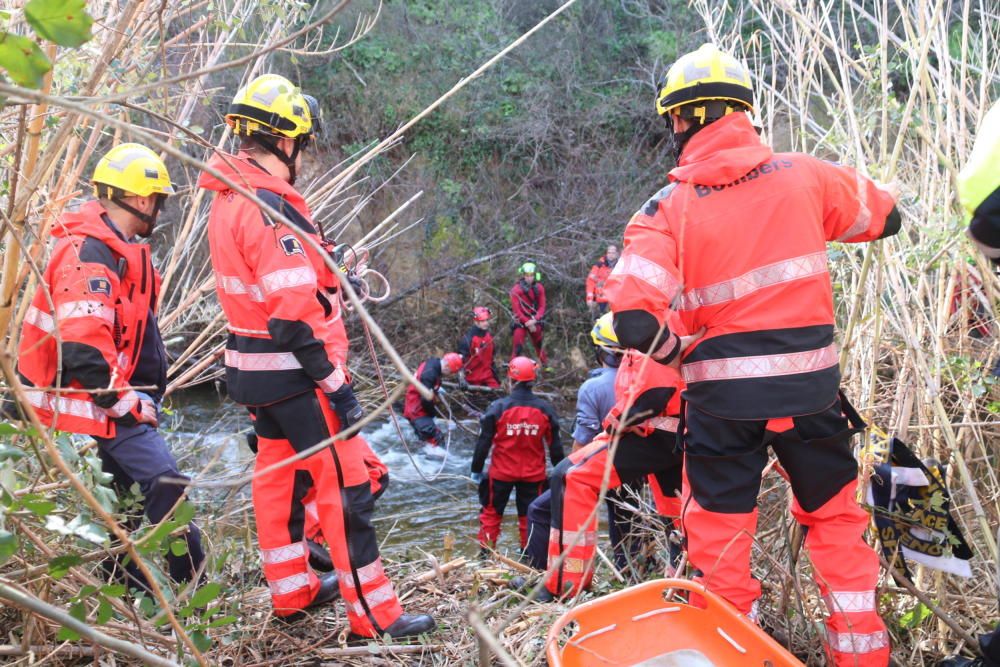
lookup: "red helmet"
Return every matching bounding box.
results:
[508,356,538,382]
[473,306,492,322]
[442,352,464,374]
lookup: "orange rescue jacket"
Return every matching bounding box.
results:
[585,256,615,305]
[17,201,157,436]
[200,153,349,407]
[606,113,900,419]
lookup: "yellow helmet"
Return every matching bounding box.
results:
[226,74,314,139]
[91,143,174,199]
[656,44,754,120]
[590,312,623,353]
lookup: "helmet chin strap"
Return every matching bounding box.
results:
[666,118,705,164]
[113,194,163,226]
[257,135,302,185]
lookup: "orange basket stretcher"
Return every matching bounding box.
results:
[546,578,805,667]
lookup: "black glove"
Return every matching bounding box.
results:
[327,383,364,430]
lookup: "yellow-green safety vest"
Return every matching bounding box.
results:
[958,100,1000,221]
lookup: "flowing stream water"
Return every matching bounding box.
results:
[161,388,524,560]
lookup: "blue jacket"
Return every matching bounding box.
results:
[572,366,617,445]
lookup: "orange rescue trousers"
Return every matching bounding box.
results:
[680,397,889,667]
[543,431,682,597]
[252,389,402,636]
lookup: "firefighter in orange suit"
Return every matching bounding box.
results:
[200,74,433,638]
[536,336,685,600]
[16,143,204,591]
[585,244,619,316]
[605,45,901,666]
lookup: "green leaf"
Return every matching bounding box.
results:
[56,625,80,641]
[101,583,126,598]
[24,0,93,48]
[0,445,26,462]
[96,597,113,624]
[92,484,117,512]
[22,497,56,517]
[174,501,194,526]
[65,515,107,545]
[170,538,188,557]
[0,32,51,88]
[189,582,221,608]
[0,422,21,435]
[190,630,212,653]
[68,600,86,622]
[206,614,238,628]
[48,554,82,579]
[0,528,18,564]
[136,518,177,555]
[900,602,933,628]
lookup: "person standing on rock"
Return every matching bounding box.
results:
[200,73,433,638]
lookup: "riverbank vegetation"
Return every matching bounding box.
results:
[0,0,997,664]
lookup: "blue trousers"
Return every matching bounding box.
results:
[95,423,204,589]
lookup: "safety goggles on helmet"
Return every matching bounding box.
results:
[91,143,174,224]
[508,356,538,382]
[473,306,492,322]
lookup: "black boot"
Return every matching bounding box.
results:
[383,613,436,639]
[307,538,334,572]
[534,587,555,603]
[275,572,340,624]
[310,572,340,608]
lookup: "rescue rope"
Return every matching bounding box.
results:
[359,316,452,482]
[334,243,391,309]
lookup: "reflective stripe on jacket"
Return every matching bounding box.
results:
[471,384,563,481]
[605,113,900,419]
[604,349,683,437]
[585,256,615,304]
[17,201,156,436]
[200,153,348,406]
